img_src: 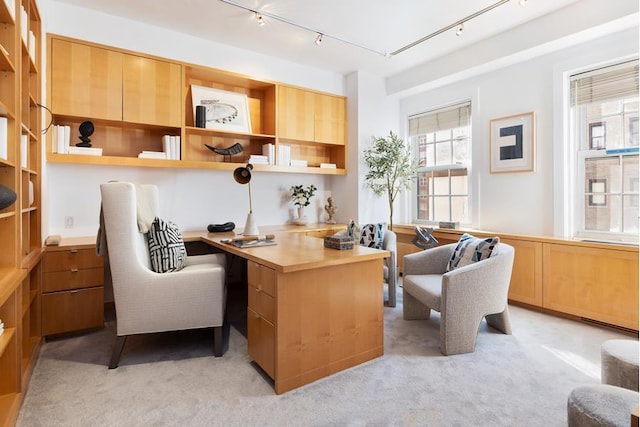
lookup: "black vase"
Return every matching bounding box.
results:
[0,184,17,210]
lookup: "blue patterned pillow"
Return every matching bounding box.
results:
[447,233,499,271]
[147,217,186,273]
[347,220,384,249]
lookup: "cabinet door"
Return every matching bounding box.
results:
[314,93,345,145]
[50,39,123,120]
[123,55,182,127]
[278,85,314,141]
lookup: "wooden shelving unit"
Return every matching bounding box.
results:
[0,0,42,425]
[46,35,348,175]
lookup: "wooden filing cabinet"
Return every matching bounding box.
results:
[42,240,105,336]
[247,260,276,378]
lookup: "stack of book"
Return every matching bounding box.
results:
[277,144,291,166]
[290,159,308,167]
[248,154,269,165]
[160,134,181,160]
[51,124,103,156]
[320,163,337,169]
[138,151,166,159]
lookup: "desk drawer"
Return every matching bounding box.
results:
[247,261,276,297]
[248,286,275,324]
[43,267,104,292]
[44,248,103,272]
[42,287,104,336]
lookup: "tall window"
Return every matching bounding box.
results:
[570,60,639,242]
[409,102,471,224]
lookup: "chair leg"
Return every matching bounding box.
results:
[213,325,223,357]
[109,335,127,369]
[440,312,483,356]
[486,306,513,335]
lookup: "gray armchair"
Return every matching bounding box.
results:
[99,182,227,368]
[403,242,514,355]
[334,228,397,307]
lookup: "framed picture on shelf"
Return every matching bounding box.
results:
[190,85,252,133]
[490,112,535,174]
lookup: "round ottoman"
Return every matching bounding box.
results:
[601,339,640,392]
[567,384,639,427]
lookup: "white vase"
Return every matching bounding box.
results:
[295,206,308,225]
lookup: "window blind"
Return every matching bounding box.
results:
[408,102,471,136]
[571,60,639,106]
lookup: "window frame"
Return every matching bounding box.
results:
[409,101,472,226]
[569,59,639,244]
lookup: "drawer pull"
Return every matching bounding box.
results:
[70,249,78,254]
[70,268,79,273]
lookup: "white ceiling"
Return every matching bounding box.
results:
[52,0,599,78]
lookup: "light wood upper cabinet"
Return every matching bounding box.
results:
[278,85,346,145]
[314,92,345,145]
[50,38,122,121]
[278,85,314,141]
[123,55,181,127]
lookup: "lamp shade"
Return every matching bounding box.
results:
[233,164,253,184]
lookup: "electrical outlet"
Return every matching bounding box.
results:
[64,216,74,228]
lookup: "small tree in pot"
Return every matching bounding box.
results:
[363,131,416,230]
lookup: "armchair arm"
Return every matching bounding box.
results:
[403,243,455,276]
[440,251,514,317]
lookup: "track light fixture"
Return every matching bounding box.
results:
[219,0,519,58]
[254,12,265,26]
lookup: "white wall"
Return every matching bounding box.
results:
[41,0,345,237]
[398,27,639,236]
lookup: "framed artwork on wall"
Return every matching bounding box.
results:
[489,112,535,173]
[190,85,252,133]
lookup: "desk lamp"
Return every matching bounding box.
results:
[233,163,259,237]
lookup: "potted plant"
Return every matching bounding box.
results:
[363,131,416,230]
[290,184,317,223]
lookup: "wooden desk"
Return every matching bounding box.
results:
[186,225,388,394]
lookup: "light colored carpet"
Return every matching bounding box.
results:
[17,289,634,427]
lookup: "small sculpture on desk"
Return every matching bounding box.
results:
[76,120,94,147]
[324,197,338,224]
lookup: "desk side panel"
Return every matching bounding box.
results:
[275,259,384,394]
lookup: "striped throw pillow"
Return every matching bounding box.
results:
[147,217,186,273]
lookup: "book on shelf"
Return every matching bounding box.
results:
[320,163,337,169]
[261,143,275,165]
[248,154,269,164]
[0,116,7,160]
[54,124,71,154]
[68,146,103,156]
[162,134,180,160]
[290,159,308,167]
[138,151,167,159]
[20,134,27,168]
[277,144,291,166]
